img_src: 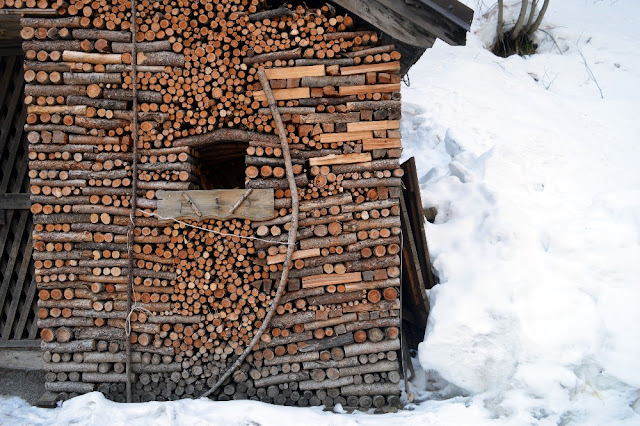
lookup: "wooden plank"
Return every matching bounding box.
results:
[13,277,37,340]
[0,57,23,158]
[299,112,361,124]
[309,153,372,166]
[338,83,401,96]
[302,272,362,289]
[267,248,320,265]
[0,210,30,323]
[27,105,87,114]
[0,340,41,349]
[265,65,325,79]
[330,0,468,47]
[402,157,435,290]
[156,189,275,224]
[343,299,400,313]
[362,138,402,150]
[347,120,400,132]
[2,230,33,339]
[0,193,31,209]
[318,131,373,143]
[253,87,310,102]
[340,61,401,75]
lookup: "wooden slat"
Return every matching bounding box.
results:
[340,61,401,75]
[0,210,30,325]
[156,189,275,224]
[338,83,401,96]
[253,87,310,102]
[267,248,320,265]
[265,65,325,79]
[0,56,21,156]
[2,229,33,339]
[330,0,468,47]
[14,277,37,340]
[347,120,400,132]
[309,153,372,166]
[318,131,373,143]
[362,138,402,151]
[402,157,435,290]
[0,193,30,209]
[302,272,362,289]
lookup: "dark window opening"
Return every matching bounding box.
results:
[196,141,248,190]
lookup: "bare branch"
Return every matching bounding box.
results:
[527,0,550,35]
[524,0,538,33]
[497,0,504,43]
[511,0,529,39]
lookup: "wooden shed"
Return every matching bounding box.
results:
[0,0,471,410]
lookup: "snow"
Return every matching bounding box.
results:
[2,0,640,424]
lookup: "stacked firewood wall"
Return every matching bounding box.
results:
[3,0,404,411]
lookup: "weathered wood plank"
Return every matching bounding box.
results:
[302,272,362,289]
[362,138,402,150]
[309,153,372,166]
[347,120,400,132]
[0,193,30,209]
[340,61,401,75]
[265,65,325,79]
[156,189,275,224]
[338,83,401,96]
[253,87,310,102]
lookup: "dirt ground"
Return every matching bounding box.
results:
[0,368,46,405]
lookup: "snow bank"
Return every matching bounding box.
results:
[405,0,640,423]
[2,1,640,424]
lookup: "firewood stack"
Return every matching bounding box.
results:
[4,0,405,411]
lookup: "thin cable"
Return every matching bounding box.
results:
[136,209,294,246]
[125,0,140,404]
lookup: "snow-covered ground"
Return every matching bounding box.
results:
[2,0,639,424]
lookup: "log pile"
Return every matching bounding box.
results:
[5,0,406,411]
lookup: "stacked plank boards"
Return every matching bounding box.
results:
[2,0,408,411]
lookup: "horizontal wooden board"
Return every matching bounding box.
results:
[340,61,401,75]
[347,120,400,132]
[318,131,373,143]
[253,87,310,102]
[302,272,363,288]
[342,299,400,313]
[338,83,401,96]
[309,153,372,166]
[299,112,361,124]
[156,189,274,224]
[362,138,402,150]
[265,65,325,79]
[267,248,321,265]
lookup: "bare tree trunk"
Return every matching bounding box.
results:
[497,0,504,43]
[524,0,538,33]
[511,0,529,39]
[526,0,550,35]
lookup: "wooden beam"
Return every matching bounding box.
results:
[0,193,30,209]
[253,87,310,102]
[309,153,372,166]
[156,189,275,224]
[302,272,363,289]
[362,138,402,151]
[347,120,400,132]
[330,0,468,47]
[265,65,325,79]
[338,83,401,96]
[318,131,373,143]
